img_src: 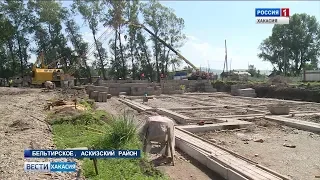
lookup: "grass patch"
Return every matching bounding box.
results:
[79,98,95,110]
[49,109,166,180]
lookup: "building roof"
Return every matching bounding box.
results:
[233,71,251,75]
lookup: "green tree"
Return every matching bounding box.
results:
[258,13,320,76]
[1,0,32,77]
[141,0,186,82]
[64,18,92,82]
[73,0,108,80]
[101,0,127,79]
[247,64,261,77]
[28,0,68,66]
[124,0,140,79]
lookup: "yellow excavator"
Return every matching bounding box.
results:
[31,52,72,87]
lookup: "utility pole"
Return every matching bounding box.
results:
[225,40,228,73]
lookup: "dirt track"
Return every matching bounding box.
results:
[0,87,82,180]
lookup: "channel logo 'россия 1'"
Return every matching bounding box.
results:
[255,8,290,24]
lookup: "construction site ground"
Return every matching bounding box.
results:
[96,98,224,180]
[0,87,82,180]
[2,87,320,180]
[197,119,320,180]
[128,93,320,180]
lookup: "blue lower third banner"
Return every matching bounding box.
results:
[24,150,141,158]
[24,162,76,172]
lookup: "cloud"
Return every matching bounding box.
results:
[180,36,271,70]
[185,35,199,42]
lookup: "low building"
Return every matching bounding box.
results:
[173,71,188,80]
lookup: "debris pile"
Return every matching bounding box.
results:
[45,99,87,114]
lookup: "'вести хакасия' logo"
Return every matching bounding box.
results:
[24,162,77,173]
[255,8,290,24]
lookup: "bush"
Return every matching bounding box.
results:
[211,80,240,92]
[79,98,95,110]
[93,115,138,149]
[49,110,108,125]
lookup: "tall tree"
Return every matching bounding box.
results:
[124,0,140,79]
[1,0,32,76]
[28,0,68,67]
[102,0,127,79]
[73,0,107,80]
[258,13,320,76]
[65,18,92,81]
[141,0,186,82]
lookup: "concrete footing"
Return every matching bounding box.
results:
[156,108,189,124]
[114,95,291,180]
[118,98,154,112]
[168,106,216,111]
[89,91,99,101]
[264,116,320,133]
[175,128,288,180]
[177,120,253,133]
[97,92,107,102]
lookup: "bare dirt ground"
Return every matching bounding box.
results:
[132,97,203,109]
[197,118,320,180]
[179,95,270,106]
[177,94,320,112]
[175,108,259,118]
[171,96,235,106]
[96,98,223,180]
[130,94,320,180]
[0,87,83,180]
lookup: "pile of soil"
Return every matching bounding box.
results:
[0,87,32,95]
[211,80,320,103]
[267,75,290,85]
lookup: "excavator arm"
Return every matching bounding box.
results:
[128,22,199,71]
[33,52,48,69]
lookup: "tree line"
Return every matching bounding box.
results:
[258,13,320,76]
[0,0,186,82]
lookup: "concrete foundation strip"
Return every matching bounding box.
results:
[118,99,148,112]
[175,128,288,180]
[264,116,320,133]
[285,112,320,117]
[234,96,317,105]
[175,136,250,180]
[117,97,290,179]
[176,127,257,165]
[156,108,189,124]
[178,121,253,133]
[168,106,217,111]
[127,100,155,111]
[186,117,228,123]
[174,95,243,106]
[177,140,257,180]
[216,114,265,119]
